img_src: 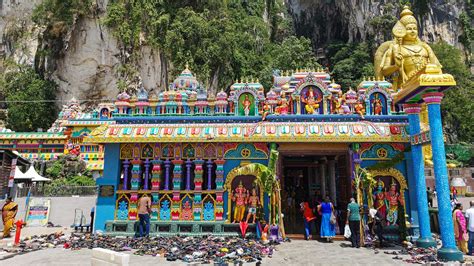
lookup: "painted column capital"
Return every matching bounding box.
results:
[422,92,444,104]
[403,103,422,114]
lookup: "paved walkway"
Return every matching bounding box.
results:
[1,239,414,265]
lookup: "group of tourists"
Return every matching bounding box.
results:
[299,195,391,249]
[300,196,337,242]
[300,195,364,248]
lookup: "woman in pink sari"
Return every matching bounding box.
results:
[453,203,469,254]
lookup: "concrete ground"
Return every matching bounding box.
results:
[1,240,413,266]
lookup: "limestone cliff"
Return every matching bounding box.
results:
[1,0,166,109]
[286,0,467,50]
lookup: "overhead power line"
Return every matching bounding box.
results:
[0,99,115,103]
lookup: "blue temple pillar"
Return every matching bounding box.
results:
[404,103,435,247]
[94,143,121,232]
[404,152,419,236]
[422,92,462,261]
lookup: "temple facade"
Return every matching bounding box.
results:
[86,67,414,238]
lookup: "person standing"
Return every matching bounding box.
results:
[90,206,95,233]
[465,201,474,255]
[427,187,434,207]
[137,194,151,237]
[318,196,335,242]
[453,203,469,254]
[2,197,18,238]
[300,197,316,240]
[346,198,361,248]
[453,187,458,201]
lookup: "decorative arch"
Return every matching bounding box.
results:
[364,84,392,115]
[292,76,331,114]
[367,167,407,206]
[232,84,259,116]
[141,144,153,159]
[120,144,133,159]
[224,165,264,223]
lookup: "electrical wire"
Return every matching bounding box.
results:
[0,99,114,103]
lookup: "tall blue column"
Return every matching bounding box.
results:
[404,103,436,247]
[423,92,463,261]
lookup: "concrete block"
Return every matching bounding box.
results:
[91,248,130,266]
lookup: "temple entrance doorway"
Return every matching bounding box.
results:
[278,144,352,238]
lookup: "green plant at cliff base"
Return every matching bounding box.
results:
[1,66,58,132]
[326,42,374,90]
[430,42,474,144]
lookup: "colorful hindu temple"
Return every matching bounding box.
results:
[86,6,464,261]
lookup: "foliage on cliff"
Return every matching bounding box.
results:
[431,42,474,144]
[0,66,58,132]
[104,0,318,91]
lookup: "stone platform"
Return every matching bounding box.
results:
[105,220,257,237]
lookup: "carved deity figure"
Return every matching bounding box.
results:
[372,94,383,115]
[386,180,403,225]
[232,181,248,223]
[302,87,322,114]
[275,94,289,115]
[373,179,388,220]
[246,188,261,223]
[355,100,365,118]
[243,95,251,116]
[331,91,345,114]
[375,6,442,90]
[181,200,193,220]
[341,97,351,114]
[261,103,271,121]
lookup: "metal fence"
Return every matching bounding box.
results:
[16,185,98,197]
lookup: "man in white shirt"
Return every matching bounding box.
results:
[464,201,474,255]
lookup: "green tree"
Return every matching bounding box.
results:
[2,67,58,132]
[327,42,374,89]
[430,42,474,144]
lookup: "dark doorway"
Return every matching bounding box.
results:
[280,154,351,237]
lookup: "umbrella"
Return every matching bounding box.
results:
[14,166,31,180]
[24,165,51,182]
[239,221,248,238]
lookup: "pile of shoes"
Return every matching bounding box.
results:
[63,234,277,264]
[2,231,69,254]
[3,232,277,264]
[394,246,438,264]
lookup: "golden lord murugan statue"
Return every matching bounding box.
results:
[375,6,442,90]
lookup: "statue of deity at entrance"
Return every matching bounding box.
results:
[232,181,248,223]
[246,188,261,223]
[375,6,442,90]
[386,179,403,225]
[373,179,388,220]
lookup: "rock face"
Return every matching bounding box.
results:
[0,0,42,66]
[286,0,467,50]
[1,0,166,109]
[53,16,121,107]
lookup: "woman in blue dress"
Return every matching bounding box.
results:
[318,196,335,242]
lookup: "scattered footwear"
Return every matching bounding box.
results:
[1,232,277,264]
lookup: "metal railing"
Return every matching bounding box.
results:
[16,185,98,197]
